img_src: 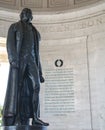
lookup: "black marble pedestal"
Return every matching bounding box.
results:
[0,125,47,130]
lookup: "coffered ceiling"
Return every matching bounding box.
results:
[0,0,103,13]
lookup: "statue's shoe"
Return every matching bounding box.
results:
[32,118,49,126]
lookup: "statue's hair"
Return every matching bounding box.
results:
[20,8,33,20]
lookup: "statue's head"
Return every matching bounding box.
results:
[20,8,33,23]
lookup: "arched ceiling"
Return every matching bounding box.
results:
[0,0,103,13]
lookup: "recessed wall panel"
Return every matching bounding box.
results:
[21,0,42,8]
[48,0,69,7]
[0,0,17,8]
[40,37,92,130]
[74,0,99,4]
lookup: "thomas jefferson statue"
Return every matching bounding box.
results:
[2,8,49,126]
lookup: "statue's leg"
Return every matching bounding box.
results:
[17,63,29,125]
[28,62,49,126]
[28,62,40,118]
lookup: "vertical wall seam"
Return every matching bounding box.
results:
[86,35,93,130]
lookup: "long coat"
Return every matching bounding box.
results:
[3,21,42,118]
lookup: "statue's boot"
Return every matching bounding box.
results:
[2,115,15,126]
[32,117,49,126]
[32,89,49,126]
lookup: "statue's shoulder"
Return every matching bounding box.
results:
[32,25,41,41]
[32,25,38,33]
[9,21,22,32]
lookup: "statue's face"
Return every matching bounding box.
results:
[20,8,33,23]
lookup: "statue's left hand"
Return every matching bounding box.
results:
[40,75,45,83]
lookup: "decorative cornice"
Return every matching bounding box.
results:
[0,1,105,39]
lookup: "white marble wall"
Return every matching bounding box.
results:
[39,3,105,130]
[40,37,92,130]
[88,33,105,130]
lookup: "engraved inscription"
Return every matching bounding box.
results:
[36,14,105,33]
[44,68,75,115]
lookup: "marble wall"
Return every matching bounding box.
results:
[39,3,105,130]
[0,1,105,130]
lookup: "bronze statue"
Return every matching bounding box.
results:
[2,8,49,126]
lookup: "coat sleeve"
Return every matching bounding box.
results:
[39,58,43,76]
[33,25,43,76]
[37,31,43,76]
[6,24,17,63]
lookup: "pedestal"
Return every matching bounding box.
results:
[0,125,47,130]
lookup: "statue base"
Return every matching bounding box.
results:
[0,125,47,130]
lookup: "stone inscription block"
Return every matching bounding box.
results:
[44,68,75,116]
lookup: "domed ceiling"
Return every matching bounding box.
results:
[0,0,103,13]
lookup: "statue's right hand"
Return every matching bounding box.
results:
[10,61,19,68]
